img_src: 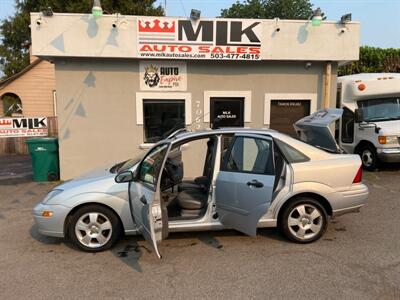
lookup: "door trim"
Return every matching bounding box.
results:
[264,93,317,126]
[203,91,251,123]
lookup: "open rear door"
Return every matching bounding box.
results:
[294,108,343,153]
[215,134,276,236]
[128,143,171,259]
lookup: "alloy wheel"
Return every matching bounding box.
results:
[74,212,113,248]
[361,149,374,167]
[287,204,323,240]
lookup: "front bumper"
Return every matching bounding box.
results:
[32,203,71,237]
[377,147,400,163]
[332,183,369,217]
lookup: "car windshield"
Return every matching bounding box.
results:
[358,97,400,122]
[109,153,145,173]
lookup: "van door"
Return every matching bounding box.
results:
[215,134,276,236]
[128,143,171,259]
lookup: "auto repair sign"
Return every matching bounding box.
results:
[0,117,48,138]
[137,17,261,60]
[139,61,187,91]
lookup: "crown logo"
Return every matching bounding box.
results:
[144,64,159,73]
[138,19,175,33]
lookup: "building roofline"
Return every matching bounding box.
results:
[0,59,42,90]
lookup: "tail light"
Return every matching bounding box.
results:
[353,166,362,183]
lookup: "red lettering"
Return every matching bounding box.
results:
[225,47,235,54]
[178,46,192,52]
[153,45,166,52]
[167,45,178,52]
[236,47,247,54]
[211,47,224,54]
[249,47,261,54]
[198,46,210,53]
[140,45,153,52]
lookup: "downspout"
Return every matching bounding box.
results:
[323,61,332,109]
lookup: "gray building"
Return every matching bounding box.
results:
[30,13,360,179]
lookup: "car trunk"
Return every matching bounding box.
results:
[293,109,343,153]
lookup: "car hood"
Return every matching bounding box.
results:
[294,108,343,153]
[57,165,115,191]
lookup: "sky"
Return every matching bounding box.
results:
[0,0,399,48]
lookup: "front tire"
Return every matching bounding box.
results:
[68,204,122,252]
[359,145,378,171]
[280,198,328,243]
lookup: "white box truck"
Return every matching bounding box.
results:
[337,73,400,170]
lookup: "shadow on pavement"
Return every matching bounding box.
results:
[112,236,147,273]
[0,155,33,185]
[29,224,63,245]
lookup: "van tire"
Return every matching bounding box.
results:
[358,145,378,171]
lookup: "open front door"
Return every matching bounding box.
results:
[128,143,171,258]
[215,134,276,236]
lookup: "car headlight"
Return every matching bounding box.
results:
[378,135,398,145]
[41,189,63,204]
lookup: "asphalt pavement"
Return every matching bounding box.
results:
[0,155,399,299]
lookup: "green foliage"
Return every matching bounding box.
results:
[0,0,164,78]
[221,0,313,19]
[339,46,400,76]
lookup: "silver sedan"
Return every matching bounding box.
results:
[33,111,368,258]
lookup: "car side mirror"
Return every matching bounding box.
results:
[115,170,134,183]
[354,108,364,123]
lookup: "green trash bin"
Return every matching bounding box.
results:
[26,138,59,182]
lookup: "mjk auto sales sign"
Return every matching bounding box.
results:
[0,117,48,138]
[137,17,262,60]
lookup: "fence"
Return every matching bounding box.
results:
[0,117,58,155]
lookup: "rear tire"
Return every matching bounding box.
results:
[68,204,122,252]
[359,145,378,171]
[280,197,328,243]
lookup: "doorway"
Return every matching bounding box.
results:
[270,100,311,137]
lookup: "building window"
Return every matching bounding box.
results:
[143,100,185,143]
[203,91,252,123]
[210,97,244,129]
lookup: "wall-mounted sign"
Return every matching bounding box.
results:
[139,61,187,91]
[0,117,48,138]
[276,100,304,107]
[137,18,261,61]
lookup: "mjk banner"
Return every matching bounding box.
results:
[0,117,48,138]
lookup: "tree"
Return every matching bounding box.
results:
[339,46,400,76]
[0,0,164,79]
[221,0,314,20]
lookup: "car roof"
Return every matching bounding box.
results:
[170,128,276,142]
[163,127,332,161]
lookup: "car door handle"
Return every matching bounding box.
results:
[247,180,264,188]
[139,195,147,205]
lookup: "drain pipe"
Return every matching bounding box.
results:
[323,61,332,109]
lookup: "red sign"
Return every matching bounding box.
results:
[137,17,262,61]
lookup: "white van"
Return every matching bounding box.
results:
[336,73,400,170]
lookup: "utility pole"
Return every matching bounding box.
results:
[164,0,167,16]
